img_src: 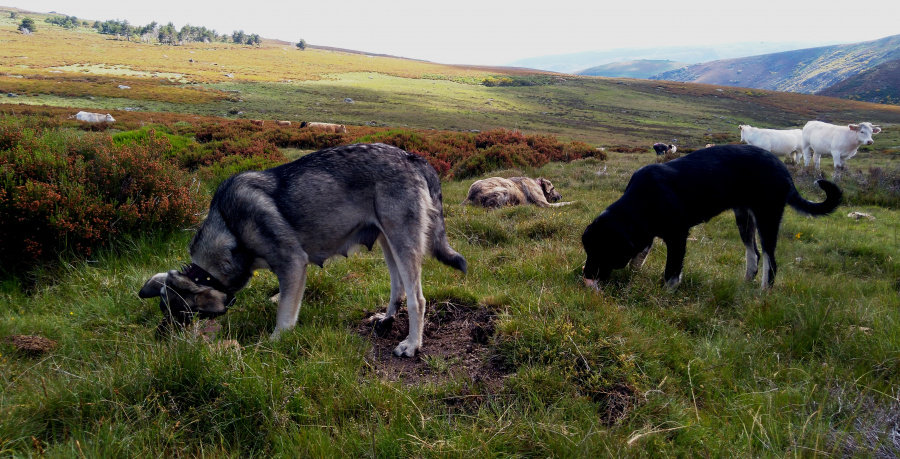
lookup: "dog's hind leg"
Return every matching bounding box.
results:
[379,233,427,358]
[754,209,784,288]
[372,235,406,337]
[271,260,308,339]
[629,242,653,270]
[662,234,687,289]
[734,207,760,281]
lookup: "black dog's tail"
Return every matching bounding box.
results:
[788,179,842,216]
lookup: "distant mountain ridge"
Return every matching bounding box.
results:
[652,34,900,95]
[507,41,843,74]
[576,60,687,79]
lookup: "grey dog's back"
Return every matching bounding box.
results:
[195,143,466,276]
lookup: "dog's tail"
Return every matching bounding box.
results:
[788,180,842,216]
[433,234,467,273]
[415,157,467,274]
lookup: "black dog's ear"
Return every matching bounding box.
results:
[139,273,168,299]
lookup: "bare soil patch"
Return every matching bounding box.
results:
[5,334,57,355]
[357,301,508,389]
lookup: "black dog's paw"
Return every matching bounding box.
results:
[373,316,395,337]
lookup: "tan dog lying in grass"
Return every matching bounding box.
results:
[463,177,573,208]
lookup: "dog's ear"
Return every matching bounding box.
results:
[538,178,552,191]
[139,273,169,298]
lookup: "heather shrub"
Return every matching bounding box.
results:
[453,143,538,179]
[0,117,202,269]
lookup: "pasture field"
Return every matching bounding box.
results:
[1,8,900,457]
[3,9,900,149]
[1,125,899,456]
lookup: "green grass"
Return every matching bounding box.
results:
[2,150,899,457]
[2,17,900,456]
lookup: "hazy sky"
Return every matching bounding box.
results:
[16,0,900,66]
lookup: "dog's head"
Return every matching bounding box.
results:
[139,268,232,335]
[581,214,637,284]
[538,178,562,203]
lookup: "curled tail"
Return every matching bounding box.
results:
[788,179,842,216]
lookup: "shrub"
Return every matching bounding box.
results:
[0,116,202,269]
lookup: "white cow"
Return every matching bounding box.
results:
[801,121,882,170]
[739,125,803,162]
[73,111,115,123]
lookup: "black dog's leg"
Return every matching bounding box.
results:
[754,209,783,288]
[629,241,653,269]
[734,207,760,281]
[662,234,687,288]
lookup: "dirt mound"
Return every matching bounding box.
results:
[357,300,508,388]
[5,334,57,355]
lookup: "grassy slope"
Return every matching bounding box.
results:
[3,10,899,149]
[2,11,900,458]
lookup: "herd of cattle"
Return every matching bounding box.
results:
[688,120,880,170]
[70,110,880,171]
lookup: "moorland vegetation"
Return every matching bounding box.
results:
[1,8,900,457]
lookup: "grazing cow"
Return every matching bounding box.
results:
[652,143,677,155]
[300,122,348,133]
[705,144,716,148]
[463,177,573,208]
[276,120,292,126]
[72,111,115,123]
[250,119,264,126]
[739,125,803,162]
[801,121,882,170]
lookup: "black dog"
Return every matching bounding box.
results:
[582,144,841,288]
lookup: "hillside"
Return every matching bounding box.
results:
[816,58,900,105]
[653,34,900,95]
[2,9,899,151]
[576,60,687,79]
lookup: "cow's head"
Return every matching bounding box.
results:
[538,178,562,203]
[739,125,749,142]
[139,268,231,336]
[104,114,115,122]
[849,122,882,146]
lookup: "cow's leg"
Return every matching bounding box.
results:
[802,144,813,167]
[662,233,688,289]
[373,235,405,337]
[271,257,309,339]
[734,207,760,281]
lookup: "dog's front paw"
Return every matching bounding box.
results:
[664,273,682,290]
[393,339,419,358]
[373,316,394,337]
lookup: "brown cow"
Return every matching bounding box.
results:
[300,121,348,133]
[463,177,573,208]
[250,119,264,126]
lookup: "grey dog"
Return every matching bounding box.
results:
[139,143,467,357]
